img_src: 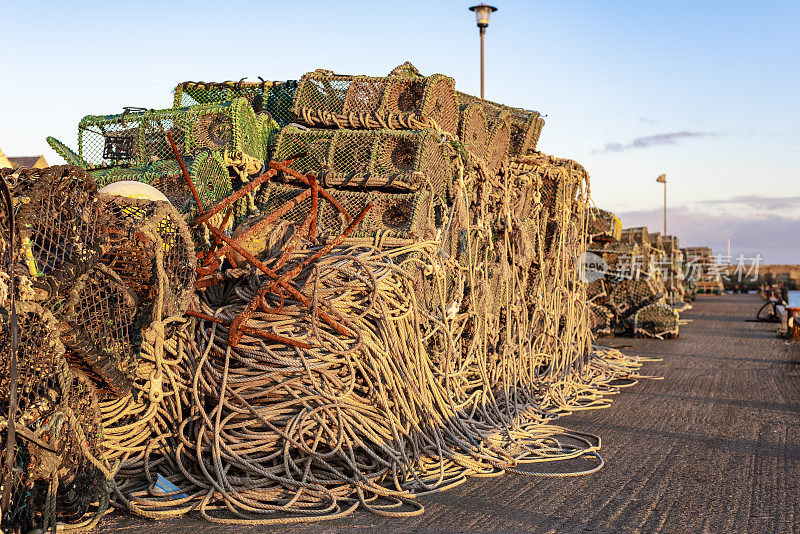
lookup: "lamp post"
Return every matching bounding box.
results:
[469,4,497,100]
[656,174,666,234]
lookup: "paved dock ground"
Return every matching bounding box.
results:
[101,294,800,533]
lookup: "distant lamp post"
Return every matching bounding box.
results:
[656,174,667,234]
[468,4,497,100]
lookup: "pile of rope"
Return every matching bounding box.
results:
[97,147,651,524]
[2,67,659,530]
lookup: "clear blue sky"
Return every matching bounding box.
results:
[2,0,799,261]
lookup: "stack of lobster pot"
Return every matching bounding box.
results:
[255,67,460,248]
[585,212,680,338]
[46,94,278,231]
[0,165,195,532]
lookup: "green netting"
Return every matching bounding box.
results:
[255,182,436,242]
[173,80,298,127]
[292,71,459,134]
[273,126,453,195]
[76,98,266,169]
[457,91,544,156]
[46,136,86,167]
[92,151,230,212]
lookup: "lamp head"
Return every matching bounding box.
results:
[469,4,497,29]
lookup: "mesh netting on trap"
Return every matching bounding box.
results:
[173,80,299,127]
[292,70,459,135]
[608,278,663,324]
[272,126,454,196]
[456,91,544,157]
[0,302,109,533]
[0,165,196,531]
[47,97,273,176]
[587,207,622,241]
[634,302,679,339]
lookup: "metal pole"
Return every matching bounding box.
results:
[663,180,667,235]
[480,26,485,99]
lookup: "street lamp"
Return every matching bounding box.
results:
[468,4,497,100]
[656,174,666,234]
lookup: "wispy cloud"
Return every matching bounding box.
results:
[638,117,658,125]
[698,195,800,211]
[596,131,717,153]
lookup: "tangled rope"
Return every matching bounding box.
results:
[98,148,652,525]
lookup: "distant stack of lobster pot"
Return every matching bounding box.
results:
[681,246,725,295]
[586,211,681,338]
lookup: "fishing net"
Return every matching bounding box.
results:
[456,91,544,156]
[273,126,453,195]
[255,182,438,242]
[292,70,459,134]
[587,207,622,241]
[92,152,231,214]
[173,80,299,128]
[60,98,270,170]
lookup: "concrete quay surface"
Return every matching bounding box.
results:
[99,294,800,533]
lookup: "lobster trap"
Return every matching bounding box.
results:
[256,182,437,242]
[1,165,196,398]
[609,278,662,317]
[588,302,614,336]
[634,302,679,338]
[173,80,299,127]
[91,151,231,212]
[0,303,108,533]
[661,234,679,255]
[588,207,622,241]
[621,226,650,246]
[97,194,196,317]
[273,126,453,195]
[7,166,106,300]
[457,91,544,156]
[292,70,459,134]
[48,98,272,170]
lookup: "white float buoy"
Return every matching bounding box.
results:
[99,181,171,204]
